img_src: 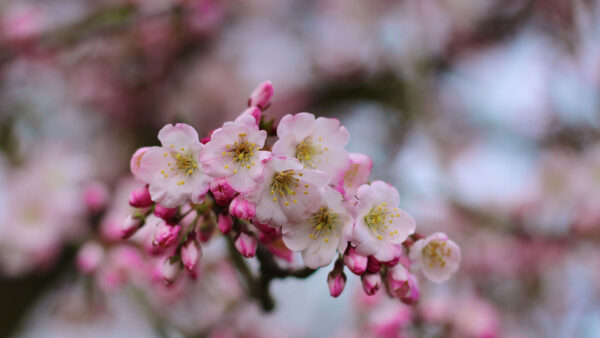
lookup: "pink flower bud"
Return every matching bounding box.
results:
[229,195,256,220]
[248,80,274,110]
[122,215,142,239]
[386,264,419,304]
[217,213,233,234]
[343,247,368,275]
[83,181,109,212]
[152,220,181,248]
[130,147,149,182]
[210,178,237,206]
[367,255,381,273]
[254,221,280,243]
[327,261,347,298]
[239,106,261,124]
[154,204,177,220]
[362,272,382,296]
[161,258,181,284]
[181,240,201,271]
[76,242,104,274]
[129,185,154,208]
[234,232,257,258]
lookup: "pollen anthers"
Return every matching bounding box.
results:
[308,207,339,243]
[364,203,400,240]
[344,163,360,187]
[224,134,259,171]
[162,146,199,184]
[295,137,325,169]
[423,240,452,268]
[270,170,304,204]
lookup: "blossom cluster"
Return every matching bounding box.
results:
[122,81,460,302]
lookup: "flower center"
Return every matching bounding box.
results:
[271,170,298,197]
[295,137,323,168]
[364,203,400,240]
[223,134,260,172]
[162,146,199,186]
[308,207,339,243]
[423,240,452,268]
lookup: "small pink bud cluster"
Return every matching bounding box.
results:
[123,81,460,298]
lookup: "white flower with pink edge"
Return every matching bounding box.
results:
[409,232,460,283]
[248,156,330,227]
[137,123,211,208]
[200,114,269,193]
[352,181,416,261]
[282,187,353,269]
[272,113,350,181]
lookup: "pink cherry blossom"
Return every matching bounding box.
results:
[181,240,201,272]
[217,213,233,234]
[209,178,237,206]
[337,153,373,198]
[129,185,154,208]
[137,123,211,208]
[200,114,269,192]
[352,181,416,260]
[248,156,330,227]
[234,233,257,258]
[152,220,181,248]
[343,247,368,275]
[122,215,142,239]
[362,272,382,296]
[281,187,353,269]
[247,80,274,110]
[272,113,351,181]
[130,147,150,182]
[409,232,460,283]
[161,258,181,284]
[228,195,256,220]
[386,264,419,304]
[327,261,347,298]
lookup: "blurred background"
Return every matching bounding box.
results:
[0,0,599,337]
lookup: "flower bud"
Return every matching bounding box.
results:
[161,258,181,284]
[327,260,346,298]
[362,272,382,296]
[367,255,381,273]
[130,147,149,182]
[239,106,261,124]
[254,221,279,243]
[181,240,201,271]
[386,264,419,304]
[210,178,237,206]
[217,213,233,234]
[152,220,181,248]
[76,241,104,274]
[154,204,177,220]
[229,195,256,220]
[122,215,142,239]
[129,185,154,208]
[247,80,273,110]
[343,247,368,275]
[234,232,257,258]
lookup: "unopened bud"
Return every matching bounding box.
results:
[343,247,368,275]
[362,272,382,296]
[248,81,274,110]
[129,185,154,208]
[234,232,257,258]
[217,213,234,234]
[229,195,256,220]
